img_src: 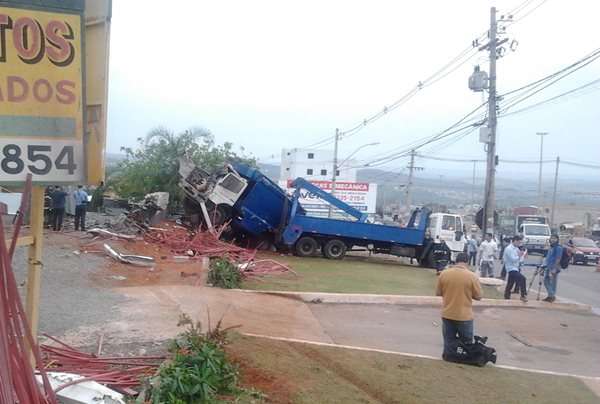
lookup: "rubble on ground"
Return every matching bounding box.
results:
[40,334,163,395]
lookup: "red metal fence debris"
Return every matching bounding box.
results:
[40,334,163,394]
[144,223,295,278]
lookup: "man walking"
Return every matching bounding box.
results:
[73,185,89,231]
[542,234,563,303]
[478,233,498,278]
[467,235,478,268]
[50,186,67,231]
[436,252,482,360]
[503,235,528,302]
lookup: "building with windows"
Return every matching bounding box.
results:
[279,148,376,218]
[279,148,357,182]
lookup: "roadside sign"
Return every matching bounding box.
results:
[280,179,378,217]
[0,0,85,183]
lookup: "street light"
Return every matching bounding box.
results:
[536,132,549,210]
[337,142,380,169]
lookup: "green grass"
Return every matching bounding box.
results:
[244,254,503,299]
[228,334,599,404]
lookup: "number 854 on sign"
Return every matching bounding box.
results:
[0,140,84,183]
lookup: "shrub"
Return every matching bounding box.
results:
[208,258,242,289]
[147,314,239,403]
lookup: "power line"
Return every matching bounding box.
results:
[499,77,600,118]
[510,0,550,23]
[340,48,480,140]
[500,51,600,113]
[499,47,600,99]
[295,31,490,150]
[561,160,600,170]
[358,102,488,167]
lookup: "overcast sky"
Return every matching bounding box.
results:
[106,0,600,180]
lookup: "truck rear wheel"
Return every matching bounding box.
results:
[295,237,318,257]
[323,239,347,260]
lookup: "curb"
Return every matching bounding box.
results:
[235,289,593,313]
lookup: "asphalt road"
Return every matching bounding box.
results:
[514,255,600,312]
[310,303,600,377]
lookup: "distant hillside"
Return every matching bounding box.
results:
[106,153,126,166]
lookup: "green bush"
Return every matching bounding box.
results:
[208,258,242,289]
[147,314,239,403]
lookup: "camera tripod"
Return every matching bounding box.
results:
[526,265,545,301]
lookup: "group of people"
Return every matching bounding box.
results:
[46,185,90,232]
[436,233,567,361]
[464,232,565,303]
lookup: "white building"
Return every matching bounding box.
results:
[280,148,357,183]
[279,148,377,218]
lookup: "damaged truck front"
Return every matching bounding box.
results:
[178,159,449,267]
[179,158,299,247]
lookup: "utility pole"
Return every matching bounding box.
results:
[328,128,340,218]
[471,160,477,206]
[482,6,498,236]
[536,132,549,210]
[405,150,423,212]
[550,156,560,228]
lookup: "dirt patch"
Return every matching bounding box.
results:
[80,234,206,288]
[229,352,295,404]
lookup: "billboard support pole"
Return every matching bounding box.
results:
[25,186,45,347]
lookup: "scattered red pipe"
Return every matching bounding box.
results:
[144,223,295,278]
[0,175,57,404]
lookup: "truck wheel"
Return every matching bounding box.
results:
[295,237,318,257]
[323,239,347,260]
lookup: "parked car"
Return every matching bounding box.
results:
[570,237,600,265]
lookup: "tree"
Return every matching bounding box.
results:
[111,126,255,208]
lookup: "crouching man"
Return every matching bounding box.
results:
[436,252,482,360]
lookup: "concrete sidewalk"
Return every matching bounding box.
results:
[56,285,600,378]
[238,289,592,312]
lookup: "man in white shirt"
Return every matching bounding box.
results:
[478,233,498,278]
[503,235,528,302]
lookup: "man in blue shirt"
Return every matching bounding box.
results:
[467,235,478,268]
[73,185,89,231]
[502,235,528,302]
[543,234,563,303]
[50,186,67,231]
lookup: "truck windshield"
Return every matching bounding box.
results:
[523,225,550,236]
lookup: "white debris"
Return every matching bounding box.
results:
[36,372,125,404]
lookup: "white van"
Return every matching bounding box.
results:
[427,213,467,261]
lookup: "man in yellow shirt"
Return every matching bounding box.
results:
[435,252,483,360]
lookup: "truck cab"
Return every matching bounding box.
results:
[519,223,550,254]
[427,213,466,260]
[515,215,550,254]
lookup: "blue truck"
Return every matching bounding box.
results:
[178,159,451,267]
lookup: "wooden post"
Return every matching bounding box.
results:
[25,186,45,340]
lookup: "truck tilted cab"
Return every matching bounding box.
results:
[178,159,452,267]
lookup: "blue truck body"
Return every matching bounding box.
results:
[229,163,434,261]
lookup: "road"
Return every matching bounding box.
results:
[503,254,600,312]
[310,303,600,377]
